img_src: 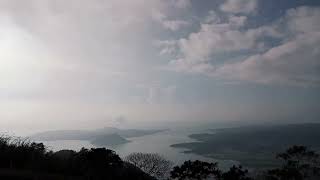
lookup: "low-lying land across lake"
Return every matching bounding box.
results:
[171,123,320,168]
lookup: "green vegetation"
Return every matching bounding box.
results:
[170,160,222,180]
[0,135,155,180]
[265,145,320,180]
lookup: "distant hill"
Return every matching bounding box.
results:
[171,123,320,168]
[30,127,165,146]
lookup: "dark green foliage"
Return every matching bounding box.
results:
[0,135,155,180]
[170,160,221,180]
[170,160,254,180]
[265,146,320,180]
[0,135,48,170]
[221,165,252,180]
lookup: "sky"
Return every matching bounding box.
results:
[0,0,320,135]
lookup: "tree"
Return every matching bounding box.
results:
[265,145,320,180]
[126,152,173,179]
[0,135,157,180]
[170,160,221,180]
[222,165,252,180]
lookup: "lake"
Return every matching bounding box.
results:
[39,129,237,169]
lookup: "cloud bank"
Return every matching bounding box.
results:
[160,5,320,86]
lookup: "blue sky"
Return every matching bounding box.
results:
[0,0,319,134]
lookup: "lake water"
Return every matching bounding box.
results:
[39,130,237,169]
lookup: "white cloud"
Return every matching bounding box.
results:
[178,18,252,60]
[285,6,320,34]
[214,32,320,86]
[220,0,257,14]
[212,6,320,86]
[228,15,247,27]
[162,19,190,31]
[172,0,191,9]
[154,40,179,56]
[160,6,320,86]
[152,10,190,31]
[1,0,192,94]
[163,15,276,73]
[204,10,221,24]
